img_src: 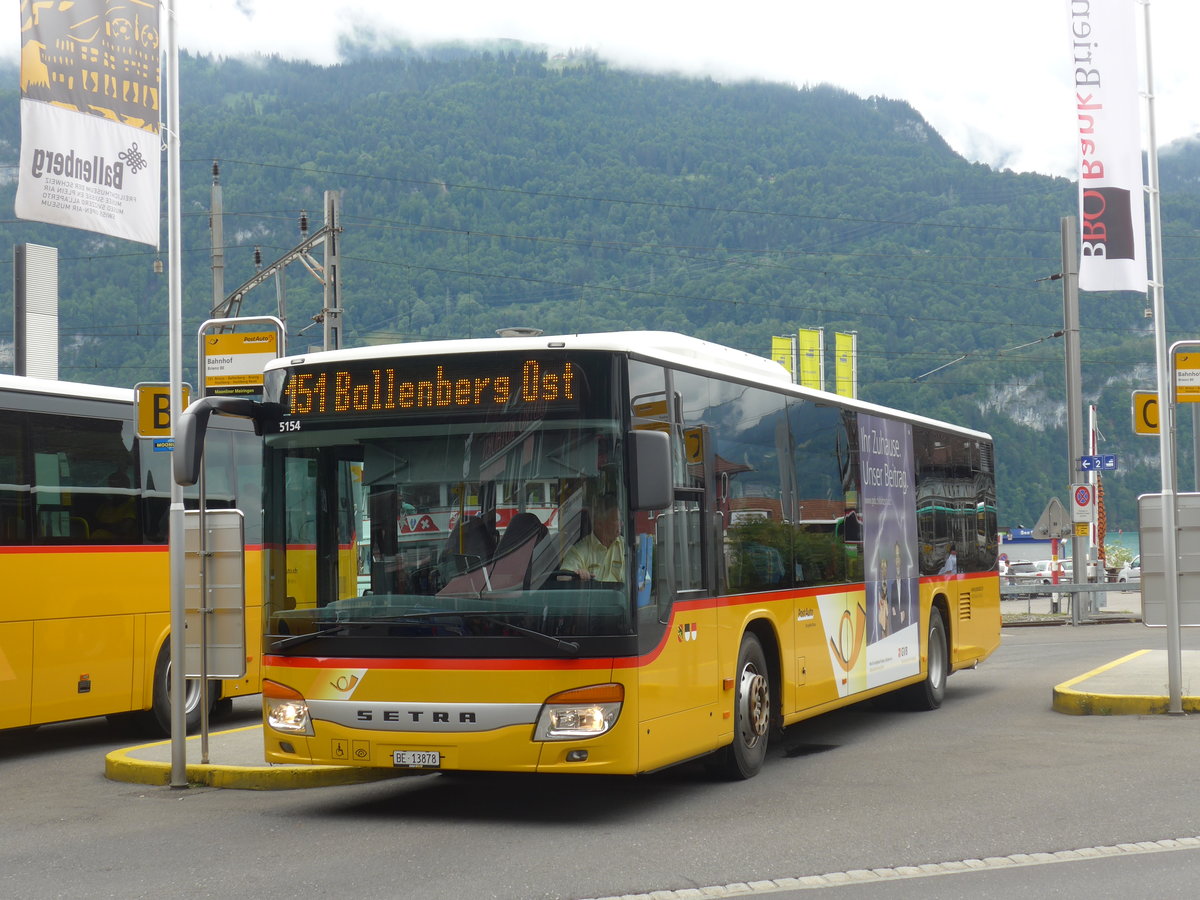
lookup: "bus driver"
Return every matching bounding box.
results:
[562,494,626,582]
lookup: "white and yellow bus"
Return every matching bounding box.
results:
[0,374,262,733]
[177,332,1000,778]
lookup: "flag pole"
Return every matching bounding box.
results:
[1141,0,1183,714]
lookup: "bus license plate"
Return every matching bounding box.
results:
[393,750,441,768]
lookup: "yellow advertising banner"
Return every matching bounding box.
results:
[770,336,794,378]
[798,328,823,391]
[835,332,856,399]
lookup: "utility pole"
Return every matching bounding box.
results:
[211,189,342,346]
[321,190,342,351]
[210,162,224,317]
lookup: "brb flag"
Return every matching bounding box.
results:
[1070,0,1146,293]
[16,0,161,246]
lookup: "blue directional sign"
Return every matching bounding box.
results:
[1078,454,1117,471]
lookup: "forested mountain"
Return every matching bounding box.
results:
[2,44,1198,531]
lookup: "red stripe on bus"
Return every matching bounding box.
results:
[264,654,612,672]
[0,544,167,554]
[0,543,266,554]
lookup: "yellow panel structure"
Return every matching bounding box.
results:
[31,616,136,724]
[0,622,34,729]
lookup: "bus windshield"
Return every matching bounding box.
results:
[264,414,633,651]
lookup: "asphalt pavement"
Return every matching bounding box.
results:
[105,585,1200,790]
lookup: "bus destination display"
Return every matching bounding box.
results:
[281,357,579,420]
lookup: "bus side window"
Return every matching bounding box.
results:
[234,431,263,545]
[29,415,138,545]
[139,439,172,544]
[0,411,30,544]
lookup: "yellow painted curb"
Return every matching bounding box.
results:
[104,726,409,790]
[1052,650,1200,716]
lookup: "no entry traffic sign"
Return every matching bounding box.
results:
[1071,483,1096,523]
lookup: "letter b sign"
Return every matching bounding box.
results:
[136,383,191,437]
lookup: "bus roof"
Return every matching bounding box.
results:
[0,373,133,404]
[269,331,991,442]
[272,330,790,382]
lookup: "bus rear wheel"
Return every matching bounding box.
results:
[897,606,948,711]
[711,632,771,780]
[145,641,210,736]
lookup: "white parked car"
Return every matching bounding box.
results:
[1034,559,1071,583]
[1004,560,1037,586]
[1117,556,1141,588]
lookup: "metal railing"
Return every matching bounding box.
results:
[1000,579,1141,623]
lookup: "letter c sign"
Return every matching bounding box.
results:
[1132,390,1158,436]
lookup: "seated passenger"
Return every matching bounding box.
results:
[561,495,626,583]
[93,470,137,542]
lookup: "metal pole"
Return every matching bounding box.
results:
[211,162,224,315]
[817,328,826,393]
[165,0,188,787]
[851,332,859,400]
[1193,405,1200,491]
[322,191,342,351]
[201,163,221,765]
[198,466,209,764]
[1061,217,1088,626]
[275,267,286,331]
[1143,0,1184,713]
[1088,404,1099,614]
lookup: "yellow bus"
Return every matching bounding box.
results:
[0,374,262,733]
[178,332,1000,778]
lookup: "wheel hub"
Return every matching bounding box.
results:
[738,665,770,742]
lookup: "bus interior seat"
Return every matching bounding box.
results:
[441,515,496,574]
[435,516,498,594]
[487,512,548,591]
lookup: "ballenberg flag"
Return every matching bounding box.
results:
[16,0,161,245]
[1070,0,1146,293]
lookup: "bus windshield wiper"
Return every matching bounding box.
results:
[268,621,379,652]
[483,619,580,657]
[375,610,581,657]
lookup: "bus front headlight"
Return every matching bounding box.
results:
[263,680,314,736]
[534,683,623,741]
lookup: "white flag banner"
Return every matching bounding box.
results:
[16,101,161,245]
[16,0,161,246]
[1070,0,1147,293]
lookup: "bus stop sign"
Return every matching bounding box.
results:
[135,382,190,438]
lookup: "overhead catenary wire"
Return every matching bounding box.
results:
[911,331,1066,382]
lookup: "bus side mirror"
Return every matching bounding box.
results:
[173,396,264,486]
[629,429,671,511]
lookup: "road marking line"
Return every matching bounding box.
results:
[1055,649,1150,691]
[580,835,1200,898]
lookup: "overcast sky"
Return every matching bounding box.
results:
[9,1,1200,178]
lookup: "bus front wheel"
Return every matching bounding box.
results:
[711,632,771,780]
[146,641,209,736]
